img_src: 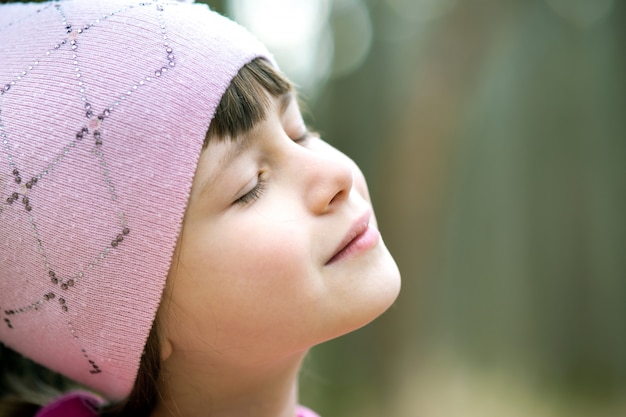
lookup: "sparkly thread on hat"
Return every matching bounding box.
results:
[0,0,271,399]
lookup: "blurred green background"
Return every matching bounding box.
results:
[202,0,626,416]
[8,0,625,415]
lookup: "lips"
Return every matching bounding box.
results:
[325,211,380,265]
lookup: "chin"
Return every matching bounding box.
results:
[327,242,401,342]
[359,246,401,324]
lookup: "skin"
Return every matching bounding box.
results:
[151,92,401,417]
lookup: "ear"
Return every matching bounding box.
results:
[160,332,173,362]
[153,299,174,363]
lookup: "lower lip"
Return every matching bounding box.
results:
[326,225,380,265]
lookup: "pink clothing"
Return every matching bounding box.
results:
[35,392,101,417]
[36,392,320,417]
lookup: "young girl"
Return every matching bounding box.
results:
[0,1,401,416]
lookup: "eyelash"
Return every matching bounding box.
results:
[294,130,316,144]
[234,175,266,205]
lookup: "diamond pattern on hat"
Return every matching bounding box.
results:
[0,0,176,384]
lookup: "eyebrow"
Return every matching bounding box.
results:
[198,91,295,198]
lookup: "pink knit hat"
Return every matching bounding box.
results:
[0,0,271,399]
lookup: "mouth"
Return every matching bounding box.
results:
[325,211,380,265]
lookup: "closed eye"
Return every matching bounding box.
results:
[234,174,266,205]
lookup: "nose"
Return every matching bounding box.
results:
[298,145,354,214]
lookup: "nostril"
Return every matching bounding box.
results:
[323,163,353,211]
[329,188,349,207]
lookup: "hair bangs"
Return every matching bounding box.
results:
[205,58,292,145]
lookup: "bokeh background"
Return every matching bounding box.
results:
[204,0,626,416]
[6,0,624,415]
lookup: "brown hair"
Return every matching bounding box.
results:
[0,57,293,417]
[207,57,292,141]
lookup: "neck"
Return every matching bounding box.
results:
[150,351,306,417]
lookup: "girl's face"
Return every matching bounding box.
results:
[159,92,400,370]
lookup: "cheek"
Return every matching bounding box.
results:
[179,213,320,323]
[164,220,317,354]
[216,214,308,278]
